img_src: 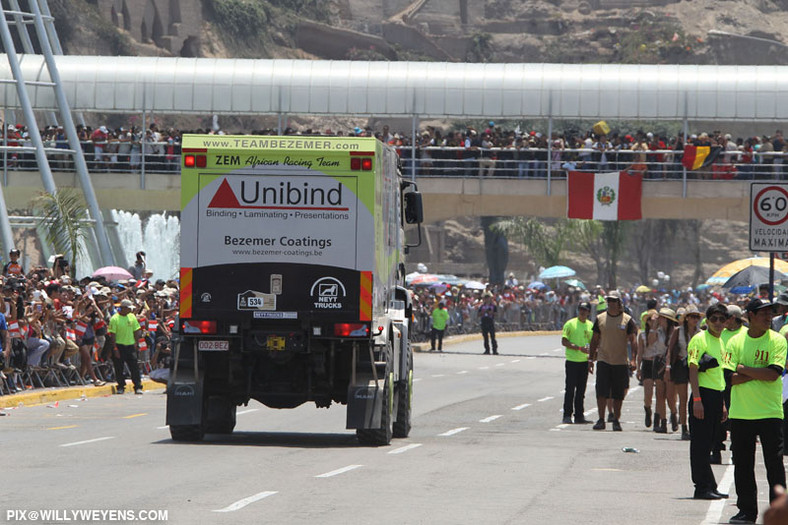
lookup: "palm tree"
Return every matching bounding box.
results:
[31,189,91,278]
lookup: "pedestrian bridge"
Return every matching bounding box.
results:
[4,170,754,223]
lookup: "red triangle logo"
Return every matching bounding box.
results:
[208,179,241,208]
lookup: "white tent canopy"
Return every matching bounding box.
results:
[3,55,788,120]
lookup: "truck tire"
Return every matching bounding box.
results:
[393,349,413,438]
[204,396,237,435]
[170,425,204,442]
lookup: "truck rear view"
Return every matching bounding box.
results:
[167,135,422,445]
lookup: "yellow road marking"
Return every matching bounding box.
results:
[123,413,148,419]
[47,425,78,430]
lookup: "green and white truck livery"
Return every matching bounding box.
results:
[167,135,423,445]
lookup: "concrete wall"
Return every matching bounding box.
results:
[295,20,398,60]
[97,0,202,56]
[381,21,454,60]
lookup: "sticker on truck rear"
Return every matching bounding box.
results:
[238,289,276,311]
[311,277,346,310]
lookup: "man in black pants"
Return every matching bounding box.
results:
[478,292,498,355]
[561,302,593,424]
[727,298,787,524]
[108,299,144,395]
[687,303,728,501]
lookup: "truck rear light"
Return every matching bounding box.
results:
[350,158,361,170]
[334,323,369,337]
[350,157,373,171]
[361,158,373,171]
[182,320,217,334]
[184,154,207,168]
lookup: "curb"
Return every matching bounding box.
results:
[0,379,165,409]
[413,330,560,352]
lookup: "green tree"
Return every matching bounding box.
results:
[493,217,575,268]
[32,189,90,277]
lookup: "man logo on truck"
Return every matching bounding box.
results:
[311,277,345,309]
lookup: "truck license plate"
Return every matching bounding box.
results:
[198,340,229,351]
[267,336,286,351]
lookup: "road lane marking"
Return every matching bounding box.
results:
[495,363,505,367]
[556,423,570,429]
[583,408,598,417]
[552,348,562,352]
[510,359,520,363]
[212,491,278,512]
[539,352,549,356]
[456,370,468,375]
[537,396,554,402]
[701,465,734,525]
[60,436,115,447]
[559,390,565,394]
[431,374,445,378]
[156,426,168,430]
[478,366,490,370]
[479,415,502,423]
[388,443,422,455]
[526,356,536,360]
[237,409,259,416]
[123,413,147,419]
[315,465,363,478]
[413,378,423,382]
[47,425,78,430]
[512,403,531,411]
[438,427,469,437]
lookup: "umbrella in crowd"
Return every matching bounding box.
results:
[406,273,440,286]
[706,257,788,286]
[91,266,133,281]
[538,265,576,280]
[722,265,787,290]
[436,274,464,285]
[564,279,586,290]
[635,285,652,293]
[429,282,449,294]
[462,280,487,290]
[527,281,549,290]
[729,285,756,295]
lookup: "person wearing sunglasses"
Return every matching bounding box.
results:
[726,298,788,524]
[687,303,729,501]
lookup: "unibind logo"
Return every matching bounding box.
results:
[209,179,344,209]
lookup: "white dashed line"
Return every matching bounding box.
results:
[512,403,531,411]
[495,363,505,367]
[388,443,423,455]
[539,352,549,356]
[553,348,563,352]
[526,356,536,360]
[701,465,734,525]
[537,396,554,402]
[60,436,115,448]
[479,415,502,423]
[478,366,490,370]
[556,423,570,429]
[212,491,278,512]
[584,408,598,417]
[413,378,423,382]
[456,370,468,375]
[431,374,445,378]
[510,359,521,363]
[315,465,363,478]
[236,409,259,416]
[438,427,469,437]
[156,426,168,430]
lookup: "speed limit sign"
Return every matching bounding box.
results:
[750,183,788,251]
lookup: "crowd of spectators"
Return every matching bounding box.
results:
[0,250,178,395]
[1,120,786,180]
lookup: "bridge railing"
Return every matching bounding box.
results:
[0,142,785,183]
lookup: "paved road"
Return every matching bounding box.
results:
[0,334,776,525]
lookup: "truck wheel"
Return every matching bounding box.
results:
[356,370,394,446]
[170,425,204,442]
[393,350,413,438]
[204,396,237,435]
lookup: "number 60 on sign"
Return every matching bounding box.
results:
[750,183,788,251]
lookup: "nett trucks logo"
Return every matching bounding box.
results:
[310,277,346,310]
[209,179,348,210]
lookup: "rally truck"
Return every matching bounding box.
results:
[166,135,423,445]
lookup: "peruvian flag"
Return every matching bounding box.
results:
[65,328,76,341]
[7,320,21,338]
[148,319,158,333]
[138,338,148,352]
[567,171,642,221]
[74,321,88,337]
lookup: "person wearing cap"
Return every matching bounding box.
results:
[108,299,143,394]
[668,304,702,441]
[589,290,638,431]
[478,292,498,355]
[771,292,788,332]
[2,248,23,277]
[726,298,787,524]
[561,301,593,424]
[687,303,729,501]
[430,301,449,352]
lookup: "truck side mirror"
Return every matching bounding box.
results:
[404,192,423,224]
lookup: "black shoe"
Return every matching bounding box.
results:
[670,412,678,432]
[712,490,729,499]
[644,406,652,428]
[681,424,691,441]
[607,413,615,422]
[483,351,490,355]
[694,490,723,500]
[134,388,143,395]
[562,416,573,424]
[655,419,668,434]
[593,419,605,430]
[729,511,756,524]
[612,419,622,431]
[115,387,125,395]
[492,351,499,355]
[574,416,591,424]
[709,452,722,464]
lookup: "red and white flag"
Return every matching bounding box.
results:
[65,328,76,341]
[7,320,21,338]
[138,338,148,352]
[567,171,642,221]
[75,321,88,337]
[148,319,158,333]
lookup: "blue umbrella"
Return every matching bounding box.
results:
[729,285,756,295]
[527,281,549,290]
[538,265,576,280]
[564,279,586,290]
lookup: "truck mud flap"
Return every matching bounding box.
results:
[166,382,203,426]
[346,382,383,430]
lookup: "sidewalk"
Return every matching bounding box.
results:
[0,379,165,409]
